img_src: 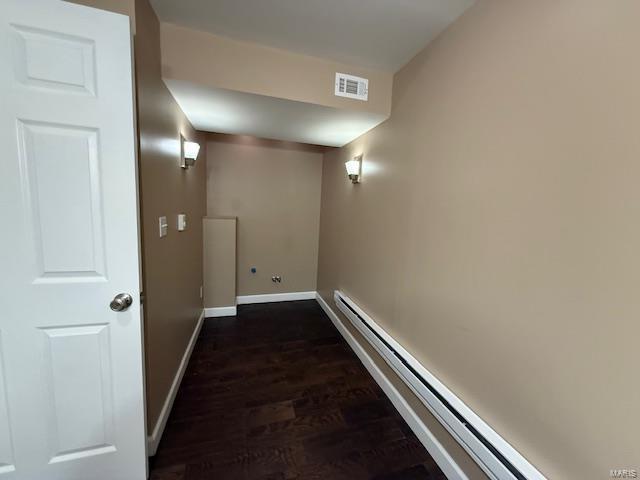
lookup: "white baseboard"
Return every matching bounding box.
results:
[236,291,316,305]
[204,306,237,317]
[315,293,468,480]
[147,309,205,456]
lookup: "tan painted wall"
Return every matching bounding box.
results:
[203,217,237,308]
[207,134,323,296]
[134,0,207,431]
[317,1,640,478]
[160,23,392,117]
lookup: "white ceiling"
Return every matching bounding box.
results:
[150,0,474,72]
[165,80,388,147]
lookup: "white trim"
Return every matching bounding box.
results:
[204,306,237,317]
[236,291,316,305]
[315,293,467,480]
[333,290,546,480]
[147,309,205,456]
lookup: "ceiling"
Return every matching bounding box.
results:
[150,0,474,72]
[165,80,388,147]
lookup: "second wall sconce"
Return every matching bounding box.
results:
[345,154,362,184]
[181,135,201,169]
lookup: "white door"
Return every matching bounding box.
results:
[0,1,146,479]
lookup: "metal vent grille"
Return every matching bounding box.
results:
[335,72,368,101]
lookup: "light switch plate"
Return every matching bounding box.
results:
[159,216,168,238]
[177,213,187,231]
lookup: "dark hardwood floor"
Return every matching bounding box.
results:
[149,300,446,480]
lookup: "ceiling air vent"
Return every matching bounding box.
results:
[335,72,368,101]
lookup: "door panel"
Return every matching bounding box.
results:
[41,324,114,463]
[0,1,146,479]
[0,333,15,475]
[18,121,106,281]
[10,24,97,95]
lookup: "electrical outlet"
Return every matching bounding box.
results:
[271,275,282,283]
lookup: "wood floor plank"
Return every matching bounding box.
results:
[149,300,445,480]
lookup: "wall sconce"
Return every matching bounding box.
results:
[345,154,362,184]
[180,135,200,169]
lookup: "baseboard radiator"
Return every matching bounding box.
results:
[333,291,545,480]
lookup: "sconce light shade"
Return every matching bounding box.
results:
[181,137,200,169]
[184,141,200,160]
[345,155,362,184]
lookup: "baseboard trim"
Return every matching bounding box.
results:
[147,309,205,456]
[236,291,316,305]
[315,293,468,480]
[204,306,237,317]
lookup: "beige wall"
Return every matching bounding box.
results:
[134,0,207,431]
[203,217,237,308]
[317,1,640,478]
[161,23,392,117]
[207,134,323,296]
